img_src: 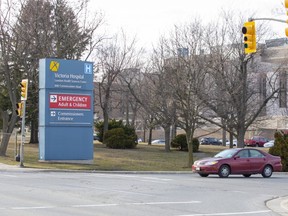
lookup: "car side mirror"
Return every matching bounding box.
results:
[234,155,240,159]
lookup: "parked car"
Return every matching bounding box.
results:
[93,133,100,141]
[192,148,282,178]
[200,137,221,145]
[244,136,270,147]
[226,139,237,146]
[264,140,274,148]
[151,139,165,144]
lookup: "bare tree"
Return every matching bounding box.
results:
[0,0,22,155]
[95,30,142,134]
[136,38,182,152]
[120,65,160,145]
[198,12,280,148]
[161,21,208,165]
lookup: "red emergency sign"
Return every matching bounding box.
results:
[49,94,91,109]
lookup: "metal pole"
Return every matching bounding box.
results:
[249,17,287,24]
[20,100,26,168]
[15,131,17,157]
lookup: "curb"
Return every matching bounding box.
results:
[266,196,288,216]
[0,163,288,175]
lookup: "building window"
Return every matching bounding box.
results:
[259,74,267,116]
[259,74,266,99]
[279,71,287,108]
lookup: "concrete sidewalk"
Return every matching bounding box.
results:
[0,163,43,172]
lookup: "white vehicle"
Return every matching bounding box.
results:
[264,140,274,148]
[226,139,237,146]
[151,139,165,144]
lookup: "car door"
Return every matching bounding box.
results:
[230,149,251,173]
[248,149,266,172]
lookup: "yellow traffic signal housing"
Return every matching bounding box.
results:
[20,79,28,101]
[242,21,256,54]
[285,0,288,36]
[16,102,23,117]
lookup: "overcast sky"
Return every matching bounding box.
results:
[88,0,286,47]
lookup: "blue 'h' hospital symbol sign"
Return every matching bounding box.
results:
[84,63,93,74]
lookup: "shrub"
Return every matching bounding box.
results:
[171,134,187,151]
[269,130,288,172]
[95,119,136,142]
[171,134,199,152]
[191,138,200,152]
[103,128,137,149]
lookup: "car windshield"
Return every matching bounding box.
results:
[214,149,238,158]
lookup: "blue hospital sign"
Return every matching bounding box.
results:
[39,59,94,162]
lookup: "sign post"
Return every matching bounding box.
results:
[39,59,94,163]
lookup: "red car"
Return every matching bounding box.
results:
[192,148,282,178]
[244,136,270,147]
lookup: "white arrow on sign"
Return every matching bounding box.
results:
[50,95,57,103]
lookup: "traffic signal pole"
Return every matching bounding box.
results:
[248,17,287,24]
[19,100,26,167]
[18,78,28,168]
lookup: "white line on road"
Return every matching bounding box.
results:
[138,179,170,184]
[72,204,119,208]
[73,201,201,208]
[5,200,201,211]
[12,206,55,210]
[2,174,18,178]
[93,174,173,182]
[177,210,271,216]
[130,201,201,205]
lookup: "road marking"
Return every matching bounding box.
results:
[138,179,170,184]
[12,206,55,210]
[4,200,201,211]
[3,174,18,178]
[73,201,201,208]
[94,174,172,182]
[177,210,271,216]
[130,201,201,205]
[73,204,118,208]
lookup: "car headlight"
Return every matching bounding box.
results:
[204,161,218,166]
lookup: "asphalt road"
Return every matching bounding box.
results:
[0,170,287,216]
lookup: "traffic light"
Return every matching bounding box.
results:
[20,79,28,101]
[16,102,23,117]
[242,21,256,54]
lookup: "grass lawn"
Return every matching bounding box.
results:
[0,141,230,171]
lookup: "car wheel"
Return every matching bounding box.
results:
[199,173,209,177]
[243,174,251,177]
[255,143,259,147]
[218,165,230,178]
[262,165,273,178]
